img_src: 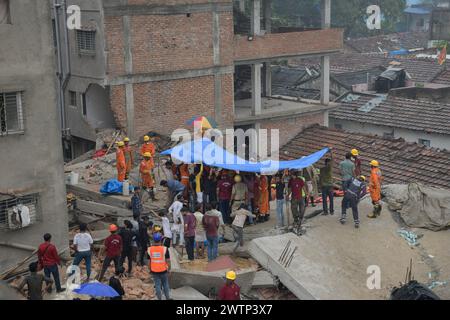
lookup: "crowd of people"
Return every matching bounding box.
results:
[19,138,382,300]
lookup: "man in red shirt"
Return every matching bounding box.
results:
[38,233,65,293]
[203,203,220,262]
[218,271,241,300]
[217,171,233,224]
[288,171,308,228]
[98,224,123,282]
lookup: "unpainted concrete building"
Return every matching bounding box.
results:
[0,0,68,271]
[56,0,343,159]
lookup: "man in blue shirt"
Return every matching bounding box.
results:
[340,175,367,228]
[131,187,143,219]
[160,179,186,208]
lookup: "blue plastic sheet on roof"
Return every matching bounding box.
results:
[389,49,409,57]
[161,138,329,174]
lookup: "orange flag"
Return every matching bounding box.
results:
[438,44,447,66]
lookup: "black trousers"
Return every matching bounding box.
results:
[120,249,133,273]
[98,256,120,281]
[138,241,149,265]
[185,236,195,261]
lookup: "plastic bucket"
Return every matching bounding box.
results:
[69,172,79,185]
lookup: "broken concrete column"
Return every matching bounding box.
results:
[320,55,330,105]
[251,63,262,116]
[251,0,261,36]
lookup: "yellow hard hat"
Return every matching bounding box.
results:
[124,137,130,142]
[144,135,150,142]
[370,160,380,167]
[154,226,162,232]
[226,271,236,281]
[359,175,366,182]
[351,149,359,156]
[234,175,242,183]
[143,152,152,158]
[117,141,125,147]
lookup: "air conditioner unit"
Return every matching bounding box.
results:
[7,204,34,230]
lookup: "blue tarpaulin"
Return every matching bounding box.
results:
[161,138,329,174]
[100,179,133,194]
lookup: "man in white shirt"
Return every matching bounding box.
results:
[230,204,255,253]
[169,195,184,246]
[71,223,94,282]
[159,211,173,248]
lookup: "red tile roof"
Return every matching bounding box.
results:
[279,125,450,189]
[330,93,450,136]
[432,69,450,86]
[345,32,430,53]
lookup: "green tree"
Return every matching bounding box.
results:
[272,0,407,37]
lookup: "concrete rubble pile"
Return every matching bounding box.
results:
[383,183,450,231]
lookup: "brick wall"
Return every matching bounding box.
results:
[104,16,125,77]
[132,75,234,137]
[110,85,127,129]
[234,29,344,63]
[104,1,235,137]
[259,111,326,149]
[130,13,215,74]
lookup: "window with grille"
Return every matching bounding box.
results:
[69,91,77,106]
[0,91,24,136]
[76,30,96,55]
[0,194,39,231]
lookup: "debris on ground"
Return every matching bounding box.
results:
[428,281,448,290]
[397,229,422,247]
[383,183,450,231]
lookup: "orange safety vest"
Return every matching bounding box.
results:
[148,246,168,273]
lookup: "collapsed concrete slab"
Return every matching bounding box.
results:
[171,286,209,300]
[76,199,132,217]
[250,232,375,300]
[169,268,256,296]
[169,249,256,296]
[252,271,275,289]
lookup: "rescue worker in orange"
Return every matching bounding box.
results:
[140,152,156,201]
[179,163,190,199]
[116,141,126,182]
[123,137,134,179]
[258,174,270,222]
[148,233,171,300]
[368,160,383,218]
[140,135,156,170]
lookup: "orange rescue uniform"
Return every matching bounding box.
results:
[140,159,155,188]
[369,167,383,203]
[123,145,134,175]
[259,176,270,215]
[116,148,126,182]
[141,142,156,168]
